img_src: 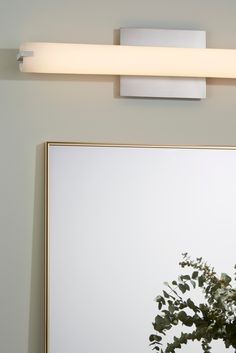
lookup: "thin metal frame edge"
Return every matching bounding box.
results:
[46,141,236,150]
[45,142,49,353]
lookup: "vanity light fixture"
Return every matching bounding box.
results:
[17,28,236,99]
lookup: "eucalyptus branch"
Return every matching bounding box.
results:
[150,254,236,353]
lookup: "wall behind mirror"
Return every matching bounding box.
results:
[2,2,236,353]
[47,144,236,353]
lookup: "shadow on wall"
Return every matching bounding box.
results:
[0,49,121,97]
[28,144,45,353]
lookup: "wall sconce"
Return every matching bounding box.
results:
[17,28,236,99]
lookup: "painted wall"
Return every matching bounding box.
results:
[1,0,236,352]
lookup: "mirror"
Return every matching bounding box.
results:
[46,143,236,353]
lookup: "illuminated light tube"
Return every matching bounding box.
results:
[18,42,236,78]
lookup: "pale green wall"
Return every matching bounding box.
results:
[1,1,236,352]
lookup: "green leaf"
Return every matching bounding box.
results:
[178,283,187,293]
[149,334,162,342]
[178,311,188,322]
[184,283,190,291]
[172,281,177,285]
[155,296,165,305]
[199,304,208,316]
[187,298,196,311]
[168,304,175,314]
[154,315,170,331]
[220,273,232,286]
[155,295,162,302]
[192,271,198,279]
[181,275,191,281]
[166,343,175,353]
[184,317,193,327]
[172,319,178,325]
[155,315,166,325]
[160,297,166,304]
[198,275,204,287]
[180,332,188,344]
[163,290,170,298]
